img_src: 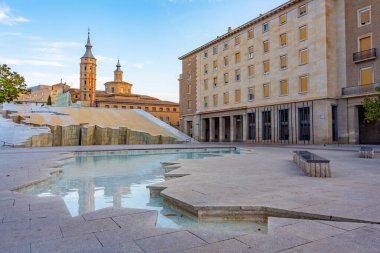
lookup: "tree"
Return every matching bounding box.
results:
[363,86,380,125]
[47,95,52,106]
[0,64,30,103]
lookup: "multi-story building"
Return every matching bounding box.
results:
[340,0,380,144]
[179,0,347,144]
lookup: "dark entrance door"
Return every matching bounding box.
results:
[358,106,380,144]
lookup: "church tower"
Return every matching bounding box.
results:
[80,30,97,105]
[114,59,123,82]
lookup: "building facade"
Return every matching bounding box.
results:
[179,0,350,144]
[340,0,380,144]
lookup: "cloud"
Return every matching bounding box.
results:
[0,57,63,67]
[97,55,116,63]
[133,63,145,69]
[0,4,29,25]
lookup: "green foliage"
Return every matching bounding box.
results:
[0,64,30,103]
[47,95,52,105]
[363,86,380,125]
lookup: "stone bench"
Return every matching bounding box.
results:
[359,147,374,159]
[293,151,331,178]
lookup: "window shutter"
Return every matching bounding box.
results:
[361,10,370,24]
[361,68,373,85]
[280,80,288,95]
[300,76,308,92]
[300,26,307,41]
[360,36,371,51]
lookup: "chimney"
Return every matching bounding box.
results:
[228,27,232,33]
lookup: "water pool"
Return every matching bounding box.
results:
[20,148,266,233]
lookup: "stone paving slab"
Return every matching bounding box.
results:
[135,231,207,253]
[185,239,252,253]
[59,216,119,237]
[236,232,311,253]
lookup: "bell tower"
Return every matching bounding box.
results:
[80,29,97,106]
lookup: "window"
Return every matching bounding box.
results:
[213,60,218,71]
[248,65,255,77]
[188,59,192,65]
[299,4,307,17]
[235,89,241,103]
[204,96,209,108]
[224,42,229,50]
[224,56,229,67]
[145,107,149,111]
[358,7,371,27]
[187,84,191,94]
[235,69,241,81]
[299,25,308,41]
[235,52,241,63]
[248,87,255,101]
[111,87,115,93]
[359,35,372,52]
[114,106,118,108]
[130,106,134,109]
[204,79,209,90]
[187,101,191,109]
[173,108,177,112]
[299,75,308,93]
[152,107,157,111]
[204,64,208,75]
[223,92,229,104]
[280,54,288,70]
[279,109,289,141]
[263,60,270,74]
[224,73,229,84]
[280,80,288,96]
[213,76,218,87]
[235,36,241,45]
[122,106,126,109]
[262,111,271,140]
[263,40,269,53]
[166,108,170,112]
[263,83,270,98]
[299,107,310,141]
[280,33,287,47]
[279,14,287,25]
[166,117,170,122]
[187,72,191,80]
[248,46,254,59]
[159,107,163,112]
[263,22,269,32]
[213,46,218,55]
[300,48,309,65]
[360,67,373,86]
[248,29,254,39]
[213,94,218,106]
[105,104,109,108]
[204,51,208,58]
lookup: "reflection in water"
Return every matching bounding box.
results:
[21,150,266,233]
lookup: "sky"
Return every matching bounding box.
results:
[0,0,288,102]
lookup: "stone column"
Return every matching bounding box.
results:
[230,116,235,142]
[200,118,205,142]
[219,117,225,142]
[210,118,215,142]
[242,114,247,142]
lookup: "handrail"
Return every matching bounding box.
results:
[1,141,15,147]
[353,48,377,62]
[342,83,380,96]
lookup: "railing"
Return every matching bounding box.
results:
[353,48,377,62]
[342,83,380,96]
[1,141,15,147]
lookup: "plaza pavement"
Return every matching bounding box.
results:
[0,144,379,252]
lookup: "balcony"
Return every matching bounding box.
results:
[353,48,377,63]
[342,83,380,96]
